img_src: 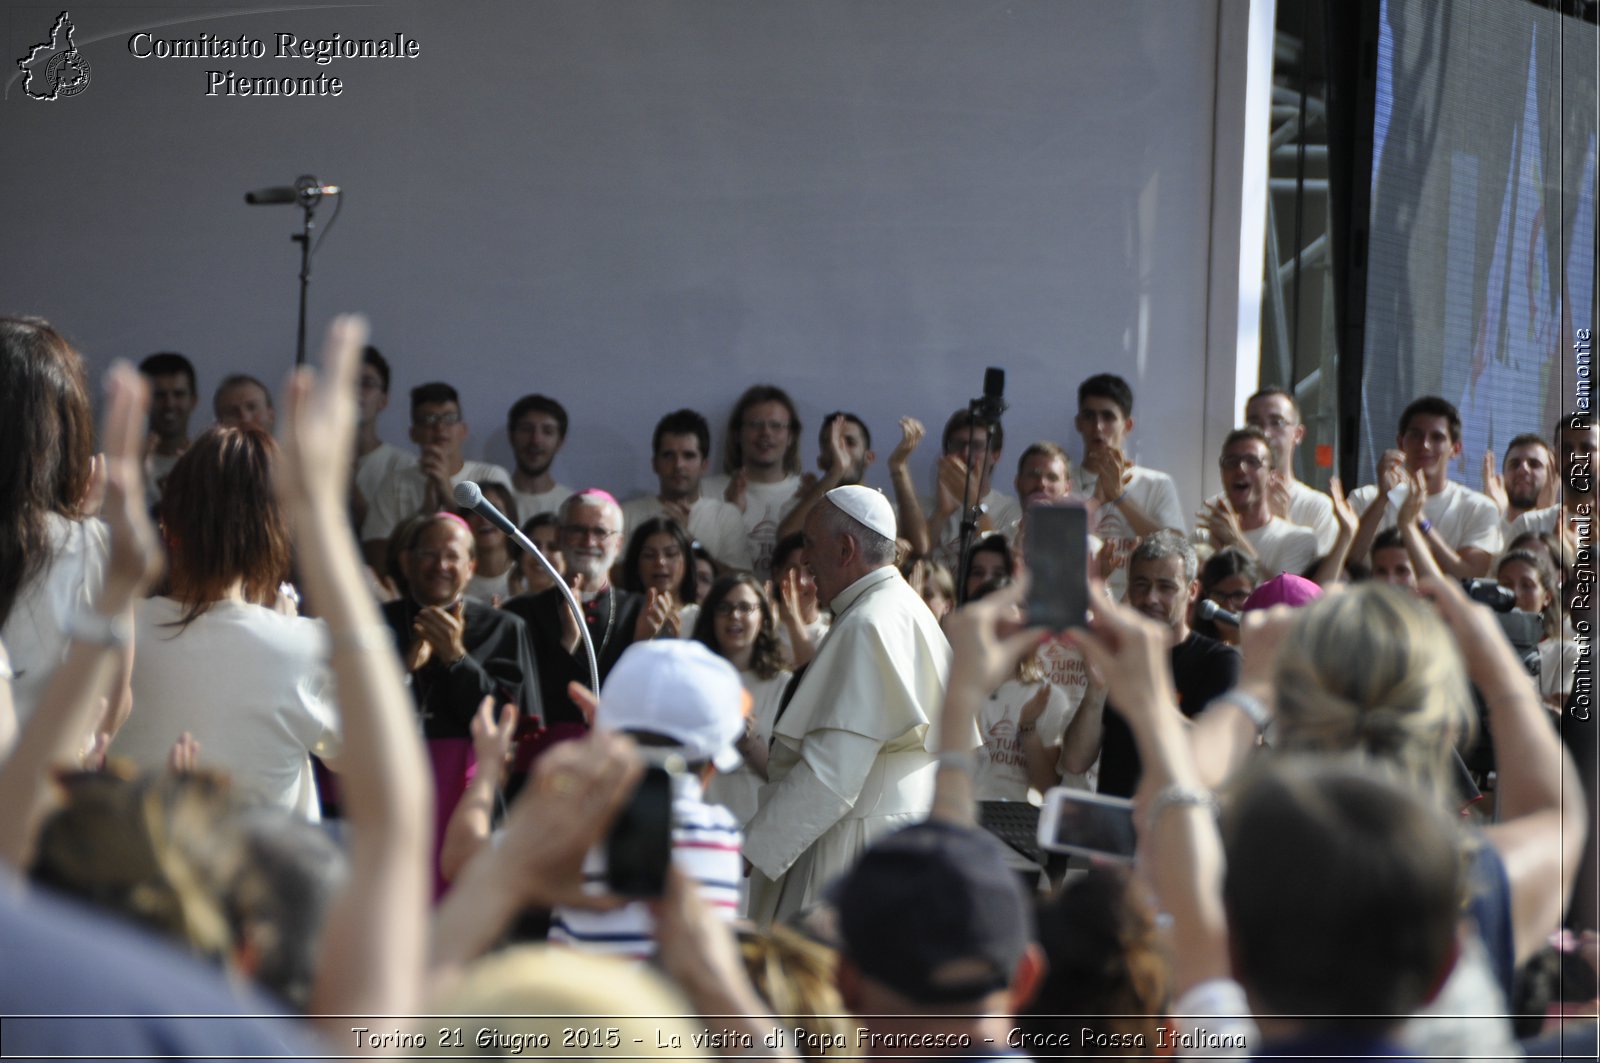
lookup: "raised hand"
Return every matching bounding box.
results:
[943,576,1049,697]
[1019,683,1052,729]
[1482,450,1509,514]
[276,314,369,513]
[1267,470,1292,520]
[936,453,973,515]
[1328,475,1356,538]
[635,587,674,641]
[469,697,518,778]
[1377,448,1407,496]
[822,414,850,480]
[1199,497,1247,552]
[414,600,468,666]
[661,496,693,527]
[168,731,201,774]
[1081,447,1130,503]
[98,363,164,613]
[889,416,925,471]
[1396,469,1427,529]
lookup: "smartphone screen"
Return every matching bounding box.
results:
[1024,503,1089,630]
[605,764,673,896]
[1037,787,1137,862]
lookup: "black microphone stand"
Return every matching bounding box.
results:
[290,182,323,367]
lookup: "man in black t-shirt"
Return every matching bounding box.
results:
[1060,529,1238,797]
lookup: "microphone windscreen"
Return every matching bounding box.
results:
[452,480,484,509]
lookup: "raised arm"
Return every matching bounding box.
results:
[0,365,162,871]
[888,417,934,560]
[1421,575,1585,966]
[1310,475,1357,586]
[275,315,434,1028]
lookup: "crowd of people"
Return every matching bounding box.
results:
[0,310,1596,1060]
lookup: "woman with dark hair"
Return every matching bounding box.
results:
[509,512,564,598]
[620,517,698,637]
[112,426,340,819]
[694,573,790,831]
[961,532,1013,604]
[689,541,717,605]
[0,316,123,737]
[1193,546,1259,646]
[460,479,518,605]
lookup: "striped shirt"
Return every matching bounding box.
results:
[549,773,743,957]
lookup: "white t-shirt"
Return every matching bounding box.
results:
[974,679,1072,802]
[1349,479,1503,555]
[700,473,801,581]
[353,442,415,511]
[1074,464,1187,601]
[1242,516,1321,578]
[1286,479,1339,553]
[920,488,1022,568]
[362,459,512,542]
[465,566,513,606]
[507,482,572,525]
[115,597,340,820]
[1,514,108,728]
[620,494,756,572]
[775,613,830,669]
[703,668,791,828]
[1036,640,1094,789]
[1508,503,1563,540]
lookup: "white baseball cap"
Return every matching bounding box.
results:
[598,641,750,773]
[826,484,897,541]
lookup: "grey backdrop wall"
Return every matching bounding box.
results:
[3,0,1239,521]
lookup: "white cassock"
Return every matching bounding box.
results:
[743,565,973,925]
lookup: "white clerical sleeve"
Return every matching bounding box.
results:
[742,727,884,879]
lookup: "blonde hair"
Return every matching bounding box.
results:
[1272,583,1475,806]
[738,924,854,1060]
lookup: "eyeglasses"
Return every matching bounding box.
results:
[743,419,791,433]
[714,601,760,618]
[1220,454,1266,471]
[1211,589,1252,607]
[563,524,617,543]
[414,412,461,428]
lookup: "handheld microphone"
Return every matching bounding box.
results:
[453,481,599,696]
[245,175,341,205]
[1196,599,1241,628]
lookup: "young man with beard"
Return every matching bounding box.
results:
[1059,530,1238,798]
[777,411,877,542]
[1349,396,1502,577]
[702,386,805,582]
[137,351,198,508]
[621,409,753,572]
[505,393,573,520]
[1483,434,1558,534]
[1507,415,1590,550]
[910,409,1021,570]
[502,489,653,735]
[1197,427,1319,578]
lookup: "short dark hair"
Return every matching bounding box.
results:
[1016,440,1071,478]
[507,394,569,439]
[819,411,871,452]
[771,531,806,576]
[361,345,390,394]
[138,352,196,394]
[410,382,460,418]
[1502,433,1550,463]
[1371,527,1406,555]
[1221,425,1276,468]
[1398,396,1462,443]
[941,408,1004,455]
[1077,373,1135,419]
[723,385,802,475]
[653,409,711,458]
[213,374,273,413]
[1246,385,1296,413]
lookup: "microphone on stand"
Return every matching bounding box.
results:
[244,175,341,205]
[453,481,599,696]
[1195,599,1241,629]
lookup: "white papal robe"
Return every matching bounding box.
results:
[743,565,972,925]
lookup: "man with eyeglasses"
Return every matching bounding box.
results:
[503,489,649,737]
[905,408,1020,569]
[701,385,805,582]
[361,381,510,569]
[1244,387,1338,552]
[1196,427,1319,578]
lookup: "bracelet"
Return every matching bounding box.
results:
[1106,489,1128,508]
[937,750,976,775]
[1418,517,1433,534]
[1016,721,1037,735]
[65,609,131,650]
[1147,785,1220,826]
[1220,689,1272,735]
